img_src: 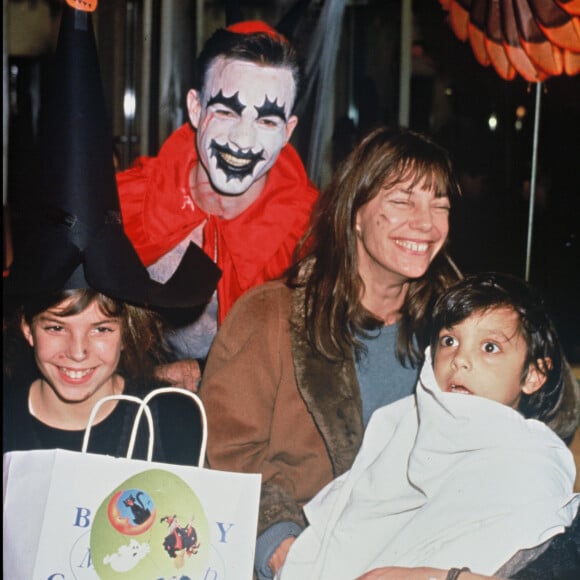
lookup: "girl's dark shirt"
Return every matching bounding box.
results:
[2,366,202,466]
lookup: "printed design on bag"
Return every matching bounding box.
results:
[103,539,150,572]
[123,491,152,525]
[160,514,201,559]
[91,469,210,579]
[108,489,156,534]
[69,530,100,579]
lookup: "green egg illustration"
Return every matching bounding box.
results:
[91,469,209,579]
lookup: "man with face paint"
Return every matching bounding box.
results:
[117,22,318,388]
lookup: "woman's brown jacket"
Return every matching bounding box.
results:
[200,279,365,535]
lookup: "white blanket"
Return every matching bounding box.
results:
[279,348,579,580]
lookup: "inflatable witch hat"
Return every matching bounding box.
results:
[5,0,220,308]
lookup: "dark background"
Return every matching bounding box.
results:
[5,0,579,361]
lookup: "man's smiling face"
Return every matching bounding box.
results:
[188,57,298,196]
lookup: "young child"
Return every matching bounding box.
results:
[277,273,580,580]
[2,2,214,464]
[430,271,578,442]
[2,288,202,465]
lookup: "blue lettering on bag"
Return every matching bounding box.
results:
[216,522,234,543]
[75,546,92,569]
[73,507,91,528]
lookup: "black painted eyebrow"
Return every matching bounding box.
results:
[255,97,287,122]
[206,90,244,115]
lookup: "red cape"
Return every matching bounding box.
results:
[117,124,318,323]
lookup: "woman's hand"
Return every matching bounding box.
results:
[268,536,296,575]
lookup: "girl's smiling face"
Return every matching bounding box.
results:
[22,298,123,406]
[433,306,545,408]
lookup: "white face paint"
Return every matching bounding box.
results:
[189,58,298,196]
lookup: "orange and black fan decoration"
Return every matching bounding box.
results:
[439,0,580,81]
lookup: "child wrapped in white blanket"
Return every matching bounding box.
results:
[279,273,580,580]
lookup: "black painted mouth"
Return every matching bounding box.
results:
[210,140,265,181]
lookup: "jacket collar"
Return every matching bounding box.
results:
[288,262,364,477]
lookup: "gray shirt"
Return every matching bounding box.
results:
[356,324,419,426]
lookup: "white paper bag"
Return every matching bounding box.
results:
[3,388,261,580]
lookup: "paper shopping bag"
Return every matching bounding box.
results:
[3,388,261,580]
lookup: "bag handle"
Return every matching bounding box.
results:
[127,387,208,468]
[82,394,155,460]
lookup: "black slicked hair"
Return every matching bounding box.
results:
[195,28,302,113]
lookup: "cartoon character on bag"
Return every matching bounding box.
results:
[123,492,152,526]
[103,539,150,573]
[160,514,201,558]
[92,470,213,577]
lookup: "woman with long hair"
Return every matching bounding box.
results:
[200,126,463,579]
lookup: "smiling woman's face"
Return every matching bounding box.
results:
[355,176,450,287]
[188,57,298,196]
